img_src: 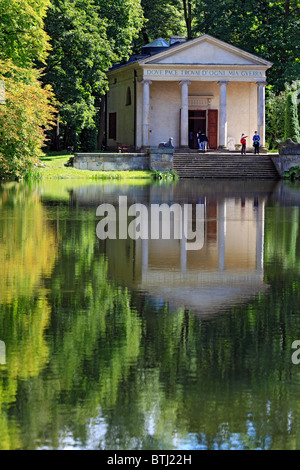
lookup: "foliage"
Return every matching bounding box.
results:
[43,0,144,151]
[136,0,185,45]
[137,0,300,93]
[43,0,114,150]
[266,81,300,149]
[194,0,300,92]
[152,170,179,180]
[283,166,300,181]
[0,0,57,179]
[0,61,56,179]
[96,0,144,61]
[0,0,51,68]
[284,90,300,142]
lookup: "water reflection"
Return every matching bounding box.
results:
[0,179,300,450]
[71,180,274,315]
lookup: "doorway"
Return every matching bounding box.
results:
[188,110,206,149]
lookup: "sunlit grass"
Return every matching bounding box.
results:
[38,153,153,180]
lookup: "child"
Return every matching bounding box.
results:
[240,134,247,155]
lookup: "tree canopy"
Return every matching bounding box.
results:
[0,0,299,169]
[0,0,56,179]
[42,0,144,150]
[138,0,300,92]
[0,0,51,68]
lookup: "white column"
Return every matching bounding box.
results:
[180,207,187,271]
[180,80,191,148]
[256,199,265,272]
[142,239,149,271]
[141,80,152,148]
[0,340,5,365]
[218,200,226,271]
[257,82,267,149]
[218,81,229,149]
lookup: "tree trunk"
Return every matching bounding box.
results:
[54,115,60,151]
[142,27,149,45]
[187,0,192,38]
[285,0,290,20]
[182,0,192,39]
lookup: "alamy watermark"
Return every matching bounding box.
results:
[291,340,300,365]
[0,80,5,105]
[96,196,205,251]
[0,341,6,365]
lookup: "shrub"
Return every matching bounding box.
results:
[0,61,56,179]
[284,91,300,142]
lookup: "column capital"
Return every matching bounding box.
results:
[141,79,152,85]
[256,81,267,87]
[217,81,230,86]
[179,80,191,86]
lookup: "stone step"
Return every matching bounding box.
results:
[172,154,279,179]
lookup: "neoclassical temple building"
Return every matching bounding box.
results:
[106,34,272,152]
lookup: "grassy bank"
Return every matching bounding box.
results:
[38,152,153,180]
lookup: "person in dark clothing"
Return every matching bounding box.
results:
[197,131,209,152]
[253,131,260,154]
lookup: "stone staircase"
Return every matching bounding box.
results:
[173,153,280,179]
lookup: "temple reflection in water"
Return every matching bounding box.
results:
[71,180,276,315]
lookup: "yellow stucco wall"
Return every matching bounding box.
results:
[227,82,258,150]
[107,69,136,149]
[134,80,258,150]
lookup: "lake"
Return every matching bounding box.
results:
[0,178,300,450]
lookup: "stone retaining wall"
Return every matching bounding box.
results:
[73,149,174,172]
[149,148,173,172]
[271,139,300,177]
[73,153,149,171]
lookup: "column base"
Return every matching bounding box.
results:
[218,145,228,151]
[259,146,268,154]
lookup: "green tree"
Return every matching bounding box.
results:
[193,0,300,92]
[43,0,144,151]
[0,63,56,179]
[137,0,185,45]
[43,0,114,150]
[0,0,51,68]
[266,81,300,149]
[0,0,56,179]
[138,0,300,92]
[96,0,144,61]
[284,87,300,142]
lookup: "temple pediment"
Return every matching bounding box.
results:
[139,35,272,68]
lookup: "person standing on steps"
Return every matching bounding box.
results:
[197,130,201,150]
[240,134,248,155]
[252,131,260,154]
[197,131,209,152]
[201,132,209,153]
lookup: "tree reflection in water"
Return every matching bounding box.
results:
[0,180,300,450]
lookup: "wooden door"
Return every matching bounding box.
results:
[207,110,218,149]
[189,111,206,149]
